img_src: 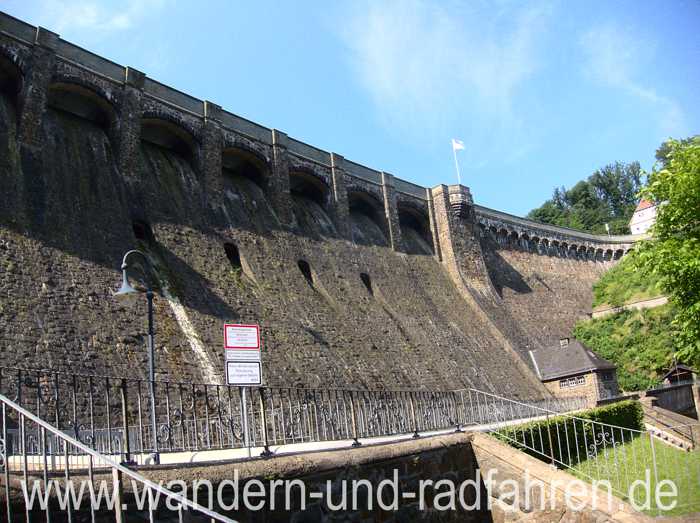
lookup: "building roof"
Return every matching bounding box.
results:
[529,339,616,381]
[634,199,656,212]
[662,364,695,381]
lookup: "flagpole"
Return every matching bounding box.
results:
[452,144,462,185]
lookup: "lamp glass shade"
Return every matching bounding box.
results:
[114,270,141,300]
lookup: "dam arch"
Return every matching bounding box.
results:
[141,115,197,162]
[398,203,433,255]
[0,51,23,108]
[222,145,269,191]
[348,189,389,247]
[289,168,331,210]
[48,80,116,132]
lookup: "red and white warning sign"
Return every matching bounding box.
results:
[224,324,260,349]
[224,324,262,386]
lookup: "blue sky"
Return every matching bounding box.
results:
[4,0,699,215]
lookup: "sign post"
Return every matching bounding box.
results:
[224,324,262,458]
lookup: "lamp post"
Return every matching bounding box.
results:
[114,249,160,465]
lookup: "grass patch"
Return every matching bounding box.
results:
[495,402,700,515]
[570,435,700,516]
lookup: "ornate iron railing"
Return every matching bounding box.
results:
[0,367,586,464]
[0,391,236,522]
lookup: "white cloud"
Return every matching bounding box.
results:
[337,0,552,152]
[580,24,686,136]
[37,0,166,35]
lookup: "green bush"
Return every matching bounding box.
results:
[592,251,664,308]
[574,305,684,391]
[495,400,644,468]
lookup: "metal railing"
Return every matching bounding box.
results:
[468,388,700,516]
[646,378,699,393]
[0,392,235,522]
[0,367,586,464]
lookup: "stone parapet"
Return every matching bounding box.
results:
[0,10,641,257]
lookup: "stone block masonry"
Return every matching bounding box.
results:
[0,11,640,394]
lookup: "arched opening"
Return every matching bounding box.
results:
[289,170,329,208]
[132,220,155,245]
[289,170,335,237]
[614,249,624,260]
[47,82,114,129]
[520,233,530,251]
[550,240,559,256]
[508,231,519,248]
[498,229,509,247]
[224,243,241,269]
[531,237,541,254]
[398,206,433,255]
[297,259,314,287]
[348,191,388,247]
[360,273,373,295]
[141,117,195,160]
[0,54,22,108]
[222,147,268,190]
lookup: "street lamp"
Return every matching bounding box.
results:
[115,249,159,465]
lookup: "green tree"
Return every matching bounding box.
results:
[634,137,700,362]
[527,162,643,234]
[655,136,697,167]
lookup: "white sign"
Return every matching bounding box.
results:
[225,349,260,362]
[226,361,261,386]
[224,324,260,349]
[224,323,262,386]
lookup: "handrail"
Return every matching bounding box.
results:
[462,387,644,433]
[0,393,237,522]
[0,365,587,462]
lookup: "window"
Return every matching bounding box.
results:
[601,372,614,382]
[559,375,585,389]
[360,273,373,295]
[224,243,242,270]
[132,220,155,244]
[298,260,314,287]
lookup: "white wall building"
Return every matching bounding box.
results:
[629,199,657,235]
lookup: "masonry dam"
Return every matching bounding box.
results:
[0,14,639,399]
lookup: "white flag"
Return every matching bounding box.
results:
[451,138,465,151]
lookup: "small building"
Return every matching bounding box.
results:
[662,364,696,385]
[529,338,619,406]
[629,199,657,235]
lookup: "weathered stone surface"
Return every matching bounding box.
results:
[0,15,638,397]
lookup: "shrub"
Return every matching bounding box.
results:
[574,305,684,391]
[494,400,644,467]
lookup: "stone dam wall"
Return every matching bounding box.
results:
[0,13,638,397]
